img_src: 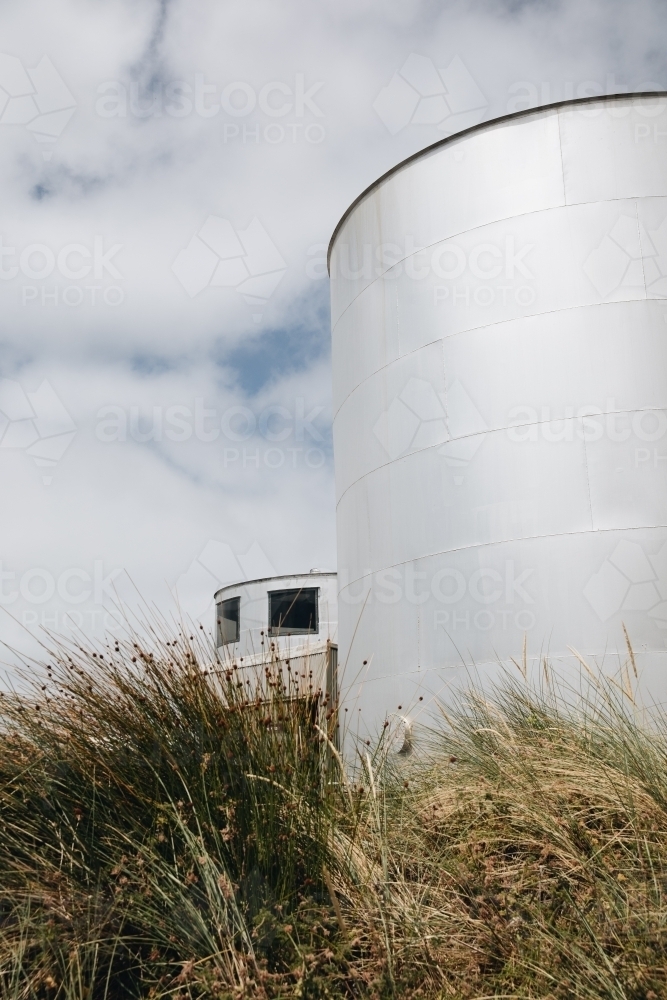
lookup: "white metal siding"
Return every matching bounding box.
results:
[330,95,667,739]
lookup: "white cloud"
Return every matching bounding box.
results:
[0,0,665,667]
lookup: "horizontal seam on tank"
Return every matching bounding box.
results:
[334,405,665,505]
[348,663,549,684]
[213,573,336,596]
[435,294,659,342]
[333,200,570,322]
[336,524,667,593]
[332,297,660,420]
[348,656,638,684]
[327,93,667,267]
[330,192,667,332]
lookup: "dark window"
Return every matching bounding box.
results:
[269,588,318,635]
[217,596,240,645]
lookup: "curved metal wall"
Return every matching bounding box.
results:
[214,572,338,659]
[330,94,667,737]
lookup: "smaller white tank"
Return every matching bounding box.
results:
[214,572,339,742]
[214,571,338,661]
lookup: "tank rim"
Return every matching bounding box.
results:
[214,571,337,603]
[326,90,667,274]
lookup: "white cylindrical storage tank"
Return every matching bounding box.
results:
[329,93,667,738]
[214,572,339,743]
[214,572,337,661]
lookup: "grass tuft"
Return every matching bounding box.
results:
[1,630,666,998]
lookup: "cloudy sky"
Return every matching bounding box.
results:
[0,0,665,668]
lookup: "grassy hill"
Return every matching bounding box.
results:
[0,626,665,998]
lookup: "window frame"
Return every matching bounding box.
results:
[268,587,319,636]
[217,595,240,645]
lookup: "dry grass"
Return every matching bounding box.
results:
[342,670,667,999]
[0,624,666,998]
